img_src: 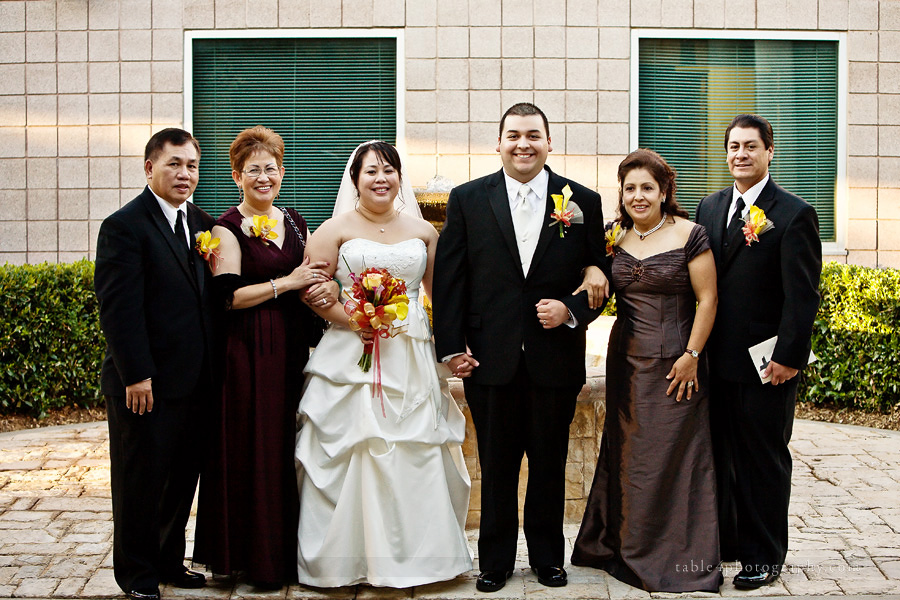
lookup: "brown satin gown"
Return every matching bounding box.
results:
[572,223,722,593]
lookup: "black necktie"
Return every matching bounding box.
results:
[174,210,189,252]
[174,210,198,281]
[726,196,745,240]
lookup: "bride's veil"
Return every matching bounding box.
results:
[331,141,423,219]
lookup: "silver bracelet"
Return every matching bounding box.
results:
[270,279,278,299]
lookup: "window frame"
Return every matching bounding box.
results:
[630,29,848,256]
[182,28,405,224]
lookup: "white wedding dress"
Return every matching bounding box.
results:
[295,237,472,588]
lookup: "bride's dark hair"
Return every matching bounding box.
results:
[348,141,403,189]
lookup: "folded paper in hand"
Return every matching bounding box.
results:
[748,336,816,384]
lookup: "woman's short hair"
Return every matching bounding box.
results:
[229,126,284,172]
[616,148,689,229]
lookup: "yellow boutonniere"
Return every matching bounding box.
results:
[741,206,775,246]
[194,230,222,270]
[240,214,278,245]
[548,184,584,238]
[604,222,625,256]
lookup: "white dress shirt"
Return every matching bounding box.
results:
[151,188,191,249]
[503,168,548,276]
[728,173,770,225]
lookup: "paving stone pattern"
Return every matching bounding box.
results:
[1,420,900,599]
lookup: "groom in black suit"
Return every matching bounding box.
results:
[433,103,606,593]
[695,114,821,590]
[95,128,216,600]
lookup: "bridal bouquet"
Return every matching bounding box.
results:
[343,261,409,416]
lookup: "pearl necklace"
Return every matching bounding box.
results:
[633,215,667,240]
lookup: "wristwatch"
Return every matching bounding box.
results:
[685,348,699,359]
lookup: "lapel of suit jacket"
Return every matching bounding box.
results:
[723,177,778,269]
[706,188,731,265]
[486,169,525,279]
[141,188,201,294]
[526,166,561,280]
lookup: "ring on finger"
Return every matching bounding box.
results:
[687,381,693,387]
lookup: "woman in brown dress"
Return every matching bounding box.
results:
[571,149,721,592]
[193,126,337,587]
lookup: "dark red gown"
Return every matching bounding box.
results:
[194,206,314,585]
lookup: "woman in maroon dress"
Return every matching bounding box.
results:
[193,126,336,588]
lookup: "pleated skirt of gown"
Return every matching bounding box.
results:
[294,302,473,588]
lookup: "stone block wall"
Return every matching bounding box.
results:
[1,0,898,267]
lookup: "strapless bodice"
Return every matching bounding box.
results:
[336,238,426,303]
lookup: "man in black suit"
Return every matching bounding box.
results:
[95,128,216,600]
[433,103,607,593]
[695,114,822,590]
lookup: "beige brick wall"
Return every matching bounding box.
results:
[0,0,898,267]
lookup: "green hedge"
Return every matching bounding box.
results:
[0,260,103,417]
[800,262,900,413]
[0,260,897,418]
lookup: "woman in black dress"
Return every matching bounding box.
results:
[193,126,336,587]
[571,149,721,592]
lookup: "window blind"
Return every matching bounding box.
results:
[191,37,397,229]
[638,38,837,241]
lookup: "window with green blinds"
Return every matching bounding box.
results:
[191,37,397,229]
[638,38,837,241]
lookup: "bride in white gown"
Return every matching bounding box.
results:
[294,141,473,588]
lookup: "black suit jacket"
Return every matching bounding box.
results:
[433,166,606,387]
[95,186,216,398]
[695,177,822,384]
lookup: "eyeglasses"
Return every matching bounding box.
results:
[242,165,280,178]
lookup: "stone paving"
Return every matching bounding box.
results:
[1,419,900,599]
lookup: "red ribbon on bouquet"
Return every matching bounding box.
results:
[369,329,392,418]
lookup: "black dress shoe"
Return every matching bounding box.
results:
[475,570,514,593]
[126,590,160,600]
[733,567,779,589]
[531,566,567,587]
[160,568,206,589]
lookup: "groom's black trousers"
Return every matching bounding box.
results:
[464,353,580,571]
